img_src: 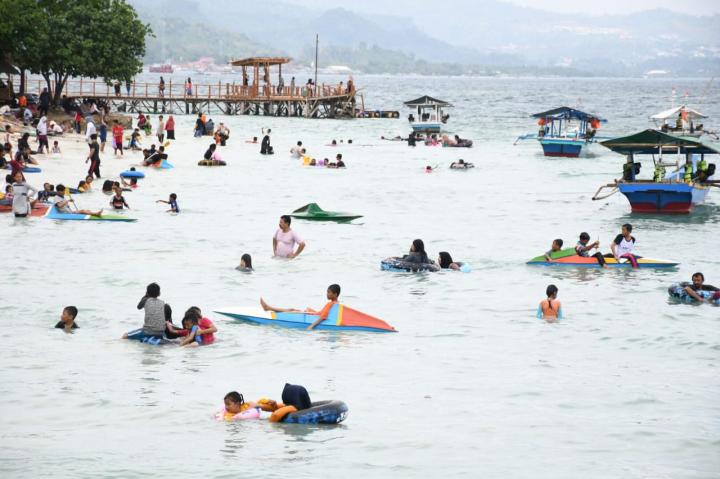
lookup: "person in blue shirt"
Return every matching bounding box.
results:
[156,193,179,213]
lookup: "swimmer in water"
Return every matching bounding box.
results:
[54,306,79,331]
[437,251,462,271]
[425,165,433,173]
[156,193,179,213]
[260,284,341,330]
[537,284,563,322]
[236,253,253,272]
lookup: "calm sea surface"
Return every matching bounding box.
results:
[1,76,718,478]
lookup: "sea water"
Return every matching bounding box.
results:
[0,76,718,478]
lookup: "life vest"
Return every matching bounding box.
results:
[684,163,693,182]
[652,164,665,182]
[537,118,546,126]
[540,299,561,319]
[590,118,600,129]
[698,158,708,172]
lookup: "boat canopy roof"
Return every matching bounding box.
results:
[531,106,606,122]
[601,129,720,155]
[229,57,291,67]
[650,104,708,120]
[404,95,452,108]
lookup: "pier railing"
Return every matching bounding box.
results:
[19,77,355,101]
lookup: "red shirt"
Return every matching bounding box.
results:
[198,317,215,344]
[112,124,124,140]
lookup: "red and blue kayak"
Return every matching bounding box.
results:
[215,304,397,333]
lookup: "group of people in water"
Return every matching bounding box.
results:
[544,223,639,268]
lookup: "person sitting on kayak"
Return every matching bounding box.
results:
[260,284,341,330]
[682,272,720,303]
[437,251,463,271]
[143,146,166,166]
[576,232,606,268]
[54,184,102,216]
[544,239,564,262]
[402,239,433,264]
[610,223,638,268]
[537,284,563,322]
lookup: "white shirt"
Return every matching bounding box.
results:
[290,146,302,158]
[12,181,37,215]
[86,121,96,142]
[37,121,47,135]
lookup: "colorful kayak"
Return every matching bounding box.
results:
[668,283,720,305]
[45,205,137,222]
[0,202,49,217]
[5,166,41,173]
[290,203,362,222]
[215,304,396,332]
[157,160,174,169]
[527,253,678,268]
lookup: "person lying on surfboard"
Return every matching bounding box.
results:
[260,284,340,330]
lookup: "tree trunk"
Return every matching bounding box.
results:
[19,68,26,95]
[51,73,68,105]
[42,72,52,101]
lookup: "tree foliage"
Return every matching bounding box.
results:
[0,0,151,103]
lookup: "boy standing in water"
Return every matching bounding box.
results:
[260,284,341,330]
[123,283,166,344]
[156,193,179,213]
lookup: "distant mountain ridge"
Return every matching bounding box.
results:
[130,0,720,76]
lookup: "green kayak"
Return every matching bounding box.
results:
[290,203,362,222]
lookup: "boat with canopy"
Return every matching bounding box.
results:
[404,95,451,134]
[592,129,718,214]
[515,106,607,157]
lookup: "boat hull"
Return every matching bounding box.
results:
[215,304,396,333]
[539,138,585,157]
[618,183,710,214]
[527,254,678,268]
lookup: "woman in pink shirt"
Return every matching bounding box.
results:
[273,215,306,259]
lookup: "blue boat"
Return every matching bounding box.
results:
[593,129,718,214]
[515,106,607,158]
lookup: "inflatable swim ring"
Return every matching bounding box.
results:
[668,283,720,305]
[198,159,227,166]
[215,407,262,421]
[381,257,440,273]
[120,170,145,179]
[274,400,348,424]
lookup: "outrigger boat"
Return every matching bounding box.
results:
[404,95,451,134]
[651,104,710,138]
[592,129,718,214]
[515,106,607,157]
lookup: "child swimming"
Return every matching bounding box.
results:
[54,306,79,331]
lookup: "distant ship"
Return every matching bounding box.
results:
[148,64,173,73]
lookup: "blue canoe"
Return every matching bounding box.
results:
[214,304,397,332]
[45,205,137,222]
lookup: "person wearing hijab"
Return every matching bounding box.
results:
[281,383,312,410]
[36,117,49,154]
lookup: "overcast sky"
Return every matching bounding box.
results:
[504,0,719,16]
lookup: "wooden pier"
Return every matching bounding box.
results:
[20,57,360,119]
